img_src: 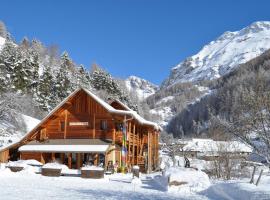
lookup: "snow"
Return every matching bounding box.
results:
[6,160,43,168]
[21,114,41,132]
[200,177,270,200]
[125,76,158,100]
[0,114,40,151]
[19,144,110,153]
[81,165,104,171]
[132,165,140,170]
[156,96,174,105]
[164,167,211,193]
[42,162,69,170]
[131,176,142,186]
[0,36,5,51]
[150,106,174,126]
[163,21,270,86]
[0,171,183,200]
[182,138,253,155]
[0,165,270,199]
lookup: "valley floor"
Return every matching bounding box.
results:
[0,168,269,200]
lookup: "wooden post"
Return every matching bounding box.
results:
[147,130,151,173]
[64,110,68,139]
[132,123,135,165]
[51,153,55,162]
[60,153,65,164]
[68,153,72,169]
[104,152,107,170]
[113,128,116,144]
[256,169,263,186]
[76,153,81,169]
[41,153,45,164]
[94,153,98,166]
[250,166,256,184]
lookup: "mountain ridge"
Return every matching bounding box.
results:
[162,21,270,88]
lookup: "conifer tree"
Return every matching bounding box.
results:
[55,52,73,100]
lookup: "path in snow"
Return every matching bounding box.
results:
[0,171,205,200]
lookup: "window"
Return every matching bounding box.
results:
[115,122,123,131]
[60,121,65,131]
[100,120,108,130]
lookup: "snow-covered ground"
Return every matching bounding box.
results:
[0,164,270,200]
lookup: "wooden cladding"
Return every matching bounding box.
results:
[16,89,160,172]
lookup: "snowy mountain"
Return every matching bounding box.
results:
[125,76,158,100]
[163,21,270,87]
[0,114,40,151]
[0,36,5,51]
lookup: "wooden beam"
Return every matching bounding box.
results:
[94,153,98,166]
[93,114,96,139]
[64,110,68,139]
[60,153,65,164]
[76,153,81,169]
[113,128,116,144]
[132,123,135,165]
[148,130,151,173]
[68,153,72,169]
[51,153,55,162]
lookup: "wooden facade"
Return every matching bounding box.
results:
[0,88,160,172]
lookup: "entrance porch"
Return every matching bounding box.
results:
[18,139,117,169]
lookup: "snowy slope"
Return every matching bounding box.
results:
[0,114,40,150]
[163,21,270,87]
[125,76,158,100]
[0,36,5,51]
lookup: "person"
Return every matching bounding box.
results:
[114,161,119,173]
[106,161,114,173]
[184,156,190,168]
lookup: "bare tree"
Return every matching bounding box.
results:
[215,72,270,165]
[160,132,184,167]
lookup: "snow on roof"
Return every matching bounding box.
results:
[182,138,253,153]
[19,144,109,153]
[110,99,133,111]
[83,88,160,130]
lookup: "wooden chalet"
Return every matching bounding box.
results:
[0,88,160,172]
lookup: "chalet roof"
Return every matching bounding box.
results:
[82,88,160,130]
[182,138,253,154]
[18,139,121,153]
[109,99,133,111]
[19,144,109,153]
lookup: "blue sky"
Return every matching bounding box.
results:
[1,0,270,84]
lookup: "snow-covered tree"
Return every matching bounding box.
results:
[36,65,57,111]
[55,52,73,100]
[0,41,18,91]
[89,65,138,111]
[0,21,7,38]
